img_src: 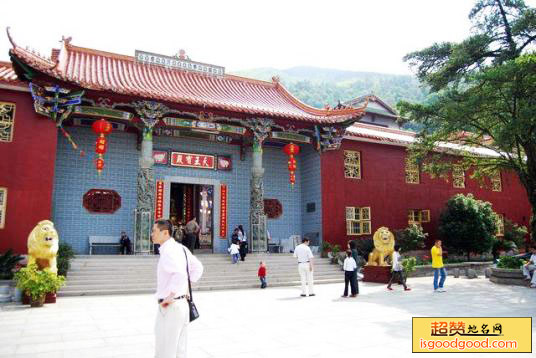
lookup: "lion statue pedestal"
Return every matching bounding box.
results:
[22,220,60,305]
[363,227,395,283]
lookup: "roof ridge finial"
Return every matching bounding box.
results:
[271,75,280,84]
[6,27,17,48]
[61,35,72,46]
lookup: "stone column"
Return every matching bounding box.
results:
[133,101,169,254]
[248,119,272,252]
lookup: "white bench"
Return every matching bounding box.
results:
[89,236,121,255]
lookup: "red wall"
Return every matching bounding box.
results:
[321,139,532,249]
[0,88,58,254]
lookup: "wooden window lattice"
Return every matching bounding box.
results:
[453,165,465,188]
[346,206,371,235]
[0,102,15,142]
[0,188,6,229]
[344,150,361,179]
[408,209,430,224]
[491,172,502,192]
[405,158,420,184]
[83,189,122,214]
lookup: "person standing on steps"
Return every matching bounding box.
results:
[151,219,203,358]
[238,225,248,261]
[184,217,200,253]
[293,237,315,297]
[431,239,446,293]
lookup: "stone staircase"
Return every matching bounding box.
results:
[59,253,343,296]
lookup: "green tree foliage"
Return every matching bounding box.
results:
[503,218,529,249]
[397,0,536,240]
[395,224,428,252]
[232,67,429,113]
[439,194,498,260]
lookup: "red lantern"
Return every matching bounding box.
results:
[92,119,112,174]
[283,143,300,187]
[92,119,113,136]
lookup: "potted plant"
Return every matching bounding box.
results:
[0,250,24,303]
[489,256,527,286]
[320,242,332,258]
[401,257,417,277]
[14,264,65,307]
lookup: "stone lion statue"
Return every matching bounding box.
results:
[27,220,59,274]
[366,226,395,266]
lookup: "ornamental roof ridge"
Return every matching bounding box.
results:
[6,28,368,123]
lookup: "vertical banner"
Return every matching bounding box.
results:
[220,184,228,238]
[155,180,164,220]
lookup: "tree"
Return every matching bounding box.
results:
[397,0,536,241]
[439,194,498,260]
[395,224,428,252]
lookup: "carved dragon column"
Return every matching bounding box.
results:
[132,101,169,254]
[249,119,272,252]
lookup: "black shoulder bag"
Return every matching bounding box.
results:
[183,248,200,322]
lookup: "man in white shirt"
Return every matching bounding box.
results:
[152,220,204,358]
[293,237,315,297]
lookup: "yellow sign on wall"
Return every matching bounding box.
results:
[412,317,532,353]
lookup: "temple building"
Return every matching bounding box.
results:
[0,31,531,255]
[0,31,365,254]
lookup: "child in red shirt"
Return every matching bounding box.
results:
[258,261,267,289]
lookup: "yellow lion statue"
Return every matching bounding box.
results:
[27,220,59,274]
[366,226,395,266]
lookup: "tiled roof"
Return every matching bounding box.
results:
[0,61,25,87]
[345,122,501,157]
[8,37,366,123]
[345,122,415,145]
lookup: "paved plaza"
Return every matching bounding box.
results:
[1,277,535,358]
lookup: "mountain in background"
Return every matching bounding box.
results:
[231,66,429,111]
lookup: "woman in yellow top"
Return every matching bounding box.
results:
[431,239,446,292]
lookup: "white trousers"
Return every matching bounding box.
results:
[298,263,314,295]
[522,264,535,279]
[155,299,189,358]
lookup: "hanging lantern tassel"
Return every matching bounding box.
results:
[283,143,300,187]
[59,126,85,156]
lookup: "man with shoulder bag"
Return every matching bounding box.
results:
[152,220,204,358]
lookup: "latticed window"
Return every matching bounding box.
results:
[344,150,361,179]
[496,214,504,237]
[491,172,502,192]
[405,157,420,184]
[453,165,465,188]
[0,188,6,229]
[408,209,430,224]
[346,207,371,235]
[0,102,15,142]
[83,189,122,214]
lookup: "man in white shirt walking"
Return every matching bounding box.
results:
[293,237,315,297]
[152,220,204,358]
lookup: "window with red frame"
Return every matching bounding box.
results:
[83,189,121,214]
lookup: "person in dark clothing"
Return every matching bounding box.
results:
[119,231,132,255]
[238,225,248,261]
[347,241,360,294]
